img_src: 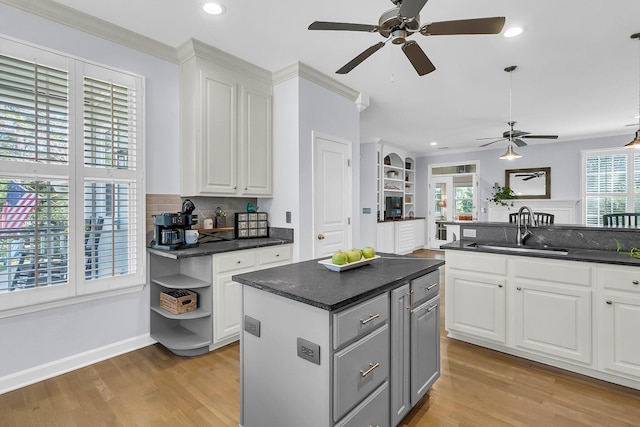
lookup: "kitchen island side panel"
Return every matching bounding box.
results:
[241,285,331,427]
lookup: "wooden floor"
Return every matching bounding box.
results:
[2,249,640,426]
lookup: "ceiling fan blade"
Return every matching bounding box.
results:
[513,138,527,147]
[521,134,559,139]
[399,0,429,19]
[476,136,502,140]
[421,17,506,36]
[336,42,385,74]
[308,21,378,32]
[479,138,506,148]
[401,41,436,76]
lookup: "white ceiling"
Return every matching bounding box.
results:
[49,0,640,155]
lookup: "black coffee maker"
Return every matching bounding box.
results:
[151,199,198,250]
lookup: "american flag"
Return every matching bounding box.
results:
[0,181,38,229]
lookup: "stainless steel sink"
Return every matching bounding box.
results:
[465,242,569,255]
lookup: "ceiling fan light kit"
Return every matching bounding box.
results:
[625,32,640,149]
[307,0,505,76]
[499,144,522,160]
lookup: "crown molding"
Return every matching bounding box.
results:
[177,38,271,83]
[0,0,179,63]
[273,62,360,102]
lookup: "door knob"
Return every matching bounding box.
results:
[317,233,325,240]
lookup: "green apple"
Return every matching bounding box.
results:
[361,246,376,259]
[346,249,363,263]
[331,251,348,265]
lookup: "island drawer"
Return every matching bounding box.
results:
[411,269,440,307]
[335,382,389,427]
[333,324,389,422]
[333,293,389,349]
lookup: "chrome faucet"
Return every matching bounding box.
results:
[516,205,537,246]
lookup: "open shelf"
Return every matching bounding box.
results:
[152,274,210,289]
[150,303,212,320]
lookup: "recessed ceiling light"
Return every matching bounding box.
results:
[203,2,225,15]
[504,27,523,38]
[430,142,438,146]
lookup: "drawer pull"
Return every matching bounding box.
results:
[426,303,438,312]
[633,280,639,285]
[360,362,379,377]
[498,284,503,288]
[237,260,241,264]
[606,300,613,305]
[276,253,280,257]
[426,283,438,290]
[516,286,522,291]
[360,313,380,325]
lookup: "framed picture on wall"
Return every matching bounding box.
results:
[505,167,551,199]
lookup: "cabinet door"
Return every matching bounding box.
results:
[396,221,415,255]
[447,271,506,343]
[376,222,395,254]
[239,85,272,196]
[390,285,410,427]
[213,272,242,343]
[201,72,238,195]
[514,280,592,364]
[414,219,425,249]
[410,296,440,406]
[599,291,640,379]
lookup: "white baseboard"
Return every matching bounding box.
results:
[0,334,156,395]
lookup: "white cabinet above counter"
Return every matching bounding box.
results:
[178,39,273,197]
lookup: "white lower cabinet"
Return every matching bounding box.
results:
[212,245,292,349]
[513,258,592,364]
[597,265,640,381]
[376,219,425,255]
[445,249,640,390]
[446,251,507,343]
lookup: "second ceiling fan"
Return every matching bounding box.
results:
[479,65,559,148]
[307,0,505,76]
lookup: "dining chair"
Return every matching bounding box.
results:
[509,212,555,225]
[602,213,640,227]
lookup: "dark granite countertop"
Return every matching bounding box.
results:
[147,237,292,259]
[441,240,640,267]
[378,217,425,223]
[232,254,444,311]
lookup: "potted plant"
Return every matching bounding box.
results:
[488,183,516,208]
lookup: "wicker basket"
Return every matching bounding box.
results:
[160,289,197,314]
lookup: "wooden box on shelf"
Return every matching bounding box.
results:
[160,289,198,314]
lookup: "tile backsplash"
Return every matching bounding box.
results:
[145,194,258,244]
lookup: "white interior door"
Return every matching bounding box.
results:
[313,133,352,258]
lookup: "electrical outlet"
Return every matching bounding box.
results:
[244,315,261,337]
[297,338,320,365]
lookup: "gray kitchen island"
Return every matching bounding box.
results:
[232,254,444,427]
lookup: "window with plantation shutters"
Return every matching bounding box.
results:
[583,150,640,225]
[0,36,144,313]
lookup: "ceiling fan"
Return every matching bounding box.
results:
[307,0,505,76]
[478,66,559,148]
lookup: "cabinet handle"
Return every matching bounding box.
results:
[498,284,503,288]
[516,286,522,291]
[426,303,438,312]
[361,313,380,325]
[606,300,613,305]
[237,260,242,264]
[426,283,438,290]
[317,233,325,240]
[276,253,280,257]
[360,362,379,377]
[633,280,639,285]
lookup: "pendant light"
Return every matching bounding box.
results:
[624,33,640,149]
[500,65,522,159]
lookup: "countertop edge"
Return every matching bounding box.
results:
[441,240,640,267]
[147,238,293,259]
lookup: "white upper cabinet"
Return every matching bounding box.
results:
[179,39,273,197]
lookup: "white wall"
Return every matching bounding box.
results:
[417,133,633,226]
[0,3,176,391]
[359,143,378,248]
[299,78,360,261]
